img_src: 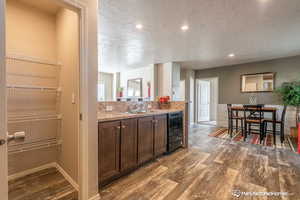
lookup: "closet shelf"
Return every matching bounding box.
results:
[8,138,62,155]
[6,54,62,67]
[8,114,62,123]
[7,84,62,92]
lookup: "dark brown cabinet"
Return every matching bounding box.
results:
[138,116,154,165]
[154,115,167,156]
[120,119,138,172]
[98,121,121,183]
[99,114,168,185]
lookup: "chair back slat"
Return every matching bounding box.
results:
[243,104,264,122]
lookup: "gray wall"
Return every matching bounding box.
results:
[196,56,300,104]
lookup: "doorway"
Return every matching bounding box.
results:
[0,0,86,199]
[196,78,218,126]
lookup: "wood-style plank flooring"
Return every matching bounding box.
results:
[100,124,300,200]
[9,167,78,200]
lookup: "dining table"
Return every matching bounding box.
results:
[231,106,277,143]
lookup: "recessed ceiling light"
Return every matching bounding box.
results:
[181,25,189,31]
[136,24,143,30]
[228,53,235,58]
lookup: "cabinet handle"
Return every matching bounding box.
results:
[116,126,121,129]
[122,125,126,129]
[152,120,158,123]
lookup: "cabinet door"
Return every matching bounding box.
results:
[98,121,121,183]
[138,117,154,164]
[154,115,167,156]
[120,118,138,172]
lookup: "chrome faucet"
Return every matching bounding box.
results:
[128,102,148,113]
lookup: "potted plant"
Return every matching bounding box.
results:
[276,81,300,128]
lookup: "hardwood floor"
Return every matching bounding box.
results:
[8,167,78,200]
[100,124,300,200]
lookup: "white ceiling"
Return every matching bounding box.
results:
[99,0,300,72]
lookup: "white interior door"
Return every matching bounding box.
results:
[0,0,8,199]
[197,80,210,122]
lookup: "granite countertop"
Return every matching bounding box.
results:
[98,109,183,122]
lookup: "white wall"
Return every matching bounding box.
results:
[120,65,155,99]
[209,78,218,121]
[181,69,195,124]
[99,72,114,101]
[172,63,182,101]
[76,0,99,198]
[179,80,186,100]
[188,70,195,124]
[56,8,79,183]
[85,1,98,199]
[157,62,172,97]
[157,62,182,100]
[6,0,57,61]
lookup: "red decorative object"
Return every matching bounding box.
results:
[158,96,171,109]
[298,123,300,154]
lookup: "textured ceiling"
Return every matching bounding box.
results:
[99,0,300,72]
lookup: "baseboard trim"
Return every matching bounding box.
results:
[8,162,79,191]
[55,163,79,191]
[89,193,101,200]
[8,162,56,181]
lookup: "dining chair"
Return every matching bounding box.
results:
[227,104,244,138]
[245,104,265,119]
[263,105,287,144]
[243,104,264,143]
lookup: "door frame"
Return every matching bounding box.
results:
[0,0,8,199]
[196,77,219,123]
[0,0,92,200]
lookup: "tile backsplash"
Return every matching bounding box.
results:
[98,101,187,112]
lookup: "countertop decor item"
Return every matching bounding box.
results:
[276,81,300,128]
[158,96,171,109]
